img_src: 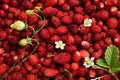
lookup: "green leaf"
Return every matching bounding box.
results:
[96,59,109,68]
[104,45,119,66]
[109,62,120,73]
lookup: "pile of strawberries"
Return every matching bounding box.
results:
[0,0,120,80]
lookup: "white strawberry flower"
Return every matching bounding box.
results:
[55,40,66,50]
[84,19,92,27]
[83,57,94,68]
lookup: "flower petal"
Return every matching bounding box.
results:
[88,19,92,23]
[55,41,58,45]
[91,62,94,66]
[85,57,89,61]
[91,57,94,61]
[60,46,64,50]
[55,45,59,49]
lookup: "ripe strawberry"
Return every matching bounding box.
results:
[114,36,120,47]
[41,58,52,66]
[80,49,90,58]
[68,24,78,34]
[0,18,5,27]
[101,75,111,80]
[61,16,72,24]
[50,35,61,43]
[69,0,79,7]
[93,43,101,50]
[90,24,101,33]
[74,35,82,44]
[56,10,67,18]
[7,35,19,45]
[37,20,48,27]
[44,68,59,77]
[28,55,38,66]
[55,26,68,34]
[74,6,85,15]
[24,61,33,71]
[0,63,7,74]
[0,9,6,18]
[73,14,84,24]
[26,74,37,80]
[78,77,86,80]
[65,34,75,45]
[108,29,117,37]
[4,18,13,26]
[96,69,104,75]
[85,4,96,13]
[39,28,51,39]
[81,41,90,49]
[92,52,101,60]
[28,14,38,24]
[70,62,79,71]
[58,0,65,6]
[78,66,89,76]
[0,47,5,55]
[107,17,118,29]
[43,7,58,17]
[47,27,55,36]
[3,41,10,51]
[88,70,96,78]
[0,56,4,65]
[64,63,70,70]
[47,44,55,52]
[64,45,77,52]
[37,46,46,53]
[45,0,57,7]
[0,31,7,40]
[1,3,9,11]
[92,33,102,41]
[61,3,70,11]
[23,0,34,9]
[53,53,71,64]
[104,37,112,45]
[95,10,109,20]
[79,25,89,34]
[19,11,28,22]
[72,51,81,62]
[52,16,61,27]
[11,72,23,80]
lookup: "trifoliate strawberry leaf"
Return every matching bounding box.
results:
[96,59,109,68]
[105,45,119,66]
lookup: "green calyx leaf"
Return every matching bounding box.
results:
[96,59,109,68]
[18,38,32,46]
[35,6,42,12]
[26,10,34,16]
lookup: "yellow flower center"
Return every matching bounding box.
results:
[86,60,92,65]
[85,20,91,25]
[58,42,63,47]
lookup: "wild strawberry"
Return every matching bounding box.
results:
[69,0,79,7]
[1,0,10,3]
[70,62,79,71]
[109,6,118,15]
[26,74,37,80]
[61,3,70,11]
[72,51,81,62]
[37,46,46,53]
[23,0,34,9]
[37,20,48,27]
[96,69,104,75]
[73,14,84,24]
[0,63,7,75]
[64,45,77,52]
[47,44,55,52]
[3,41,10,51]
[92,33,102,41]
[28,14,38,24]
[81,41,90,49]
[7,35,19,45]
[88,70,96,78]
[78,66,89,76]
[107,17,118,29]
[58,0,65,6]
[74,6,85,15]
[11,72,23,80]
[61,16,72,24]
[10,0,18,7]
[45,0,57,7]
[68,24,78,34]
[47,27,55,36]
[68,10,75,17]
[93,43,101,50]
[0,56,4,65]
[0,9,6,18]
[43,7,58,17]
[44,68,59,77]
[19,11,28,22]
[92,52,101,60]
[78,77,86,80]
[79,25,89,34]
[56,10,67,18]
[0,31,7,40]
[64,63,70,70]
[0,18,5,27]
[28,55,38,66]
[74,35,82,44]
[107,29,117,37]
[53,53,71,64]
[85,4,97,13]
[95,10,109,20]
[114,36,120,47]
[101,75,111,80]
[50,35,61,43]
[1,3,9,11]
[39,28,51,39]
[24,61,33,71]
[55,26,68,34]
[90,24,101,33]
[40,58,52,66]
[0,47,5,55]
[4,18,13,26]
[65,34,75,45]
[52,16,61,27]
[80,50,90,58]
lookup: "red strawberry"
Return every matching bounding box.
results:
[73,14,84,24]
[43,7,58,17]
[95,10,109,20]
[88,70,96,78]
[11,72,23,80]
[24,61,33,71]
[58,0,65,6]
[0,31,7,40]
[44,68,59,77]
[28,55,38,66]
[64,63,70,70]
[72,51,81,62]
[92,33,102,41]
[0,47,5,55]
[41,58,52,66]
[70,62,79,71]
[37,46,46,53]
[90,24,101,33]
[78,66,88,76]
[4,18,13,26]
[64,45,77,52]
[23,0,34,9]
[79,25,89,34]
[78,77,86,80]
[0,63,7,75]
[69,0,79,7]
[7,35,19,45]
[39,28,51,39]
[37,20,48,27]
[61,16,72,24]
[47,27,55,36]
[74,6,85,15]
[107,29,117,37]
[55,26,68,34]
[3,41,10,51]
[10,0,18,7]
[80,49,90,58]
[56,10,67,18]
[47,44,55,52]
[92,52,102,60]
[45,0,57,7]
[107,17,118,29]
[61,3,70,11]
[26,74,37,80]
[85,4,97,13]
[28,14,38,24]
[19,11,28,22]
[0,18,5,27]
[52,16,61,27]
[101,75,111,80]
[0,9,6,18]
[50,35,61,43]
[93,43,101,50]
[53,53,71,64]
[74,35,82,44]
[65,34,75,45]
[68,24,78,34]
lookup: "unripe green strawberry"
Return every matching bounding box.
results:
[18,38,32,46]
